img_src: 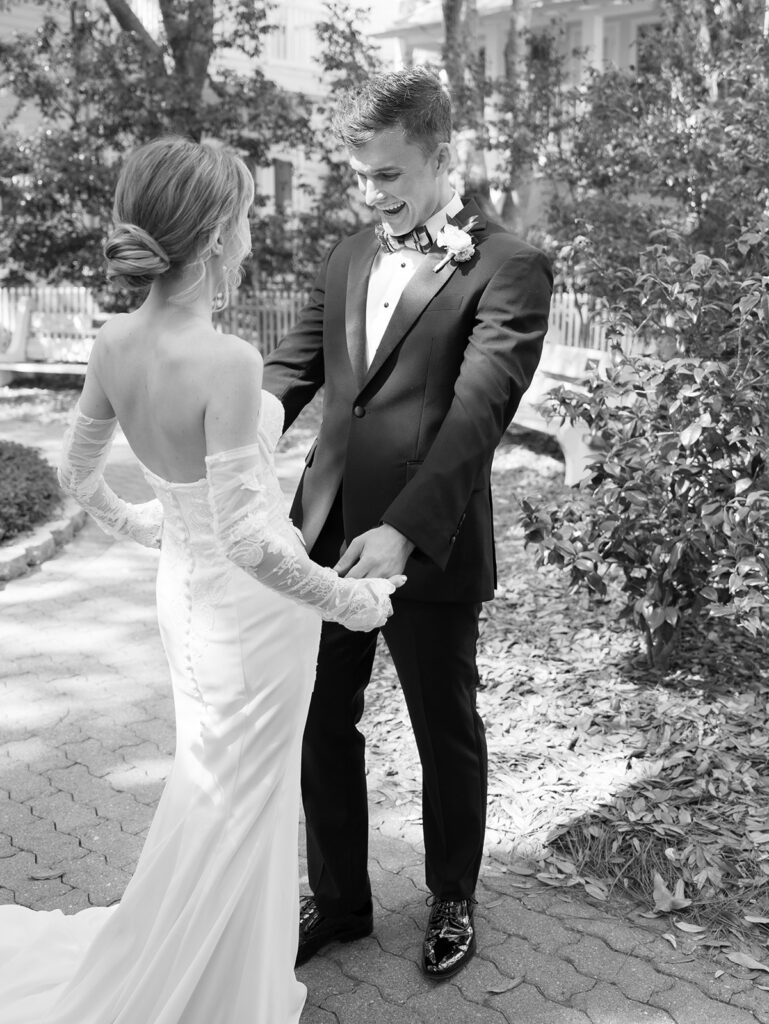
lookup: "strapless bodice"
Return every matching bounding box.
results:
[139,390,285,549]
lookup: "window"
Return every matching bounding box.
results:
[273,159,293,214]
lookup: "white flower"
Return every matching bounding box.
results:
[433,217,479,272]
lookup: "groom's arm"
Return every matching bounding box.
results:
[382,248,553,570]
[337,245,552,580]
[262,246,337,432]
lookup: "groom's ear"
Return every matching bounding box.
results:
[435,142,452,176]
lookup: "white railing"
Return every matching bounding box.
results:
[0,284,636,367]
[214,289,310,355]
[0,285,99,335]
[546,291,635,352]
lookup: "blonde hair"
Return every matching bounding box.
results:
[104,136,254,308]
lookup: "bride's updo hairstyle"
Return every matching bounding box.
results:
[104,136,254,304]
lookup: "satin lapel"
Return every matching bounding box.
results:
[447,197,486,232]
[363,250,459,385]
[345,233,379,389]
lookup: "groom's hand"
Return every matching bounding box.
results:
[334,524,415,579]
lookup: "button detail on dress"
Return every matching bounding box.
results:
[383,302,389,308]
[353,405,366,418]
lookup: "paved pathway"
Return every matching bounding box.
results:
[1,414,768,1023]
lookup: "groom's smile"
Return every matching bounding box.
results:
[349,127,453,236]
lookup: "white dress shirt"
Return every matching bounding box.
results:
[364,193,464,368]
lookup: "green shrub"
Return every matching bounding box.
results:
[521,227,769,669]
[0,441,62,543]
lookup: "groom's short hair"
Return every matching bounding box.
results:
[333,66,452,156]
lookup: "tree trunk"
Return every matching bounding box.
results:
[500,0,532,233]
[441,0,493,213]
[441,0,465,113]
[159,0,215,100]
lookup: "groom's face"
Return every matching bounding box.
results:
[349,127,450,236]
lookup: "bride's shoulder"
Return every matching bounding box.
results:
[86,312,131,363]
[204,333,264,395]
[213,332,263,371]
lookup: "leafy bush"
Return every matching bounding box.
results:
[521,227,769,669]
[0,441,62,542]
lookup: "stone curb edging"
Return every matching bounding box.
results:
[0,500,88,583]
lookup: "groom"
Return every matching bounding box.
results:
[263,66,552,979]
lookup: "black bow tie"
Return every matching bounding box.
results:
[375,223,433,254]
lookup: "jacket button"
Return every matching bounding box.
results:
[353,405,366,418]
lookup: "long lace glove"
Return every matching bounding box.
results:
[206,440,396,632]
[58,404,163,549]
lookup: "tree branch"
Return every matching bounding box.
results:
[103,0,167,73]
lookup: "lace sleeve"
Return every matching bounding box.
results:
[206,439,395,632]
[58,404,163,549]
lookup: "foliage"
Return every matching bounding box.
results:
[0,0,395,292]
[489,1,769,299]
[289,0,384,286]
[0,440,61,542]
[0,0,312,294]
[521,221,769,669]
[521,357,769,668]
[507,5,769,667]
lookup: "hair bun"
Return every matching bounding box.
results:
[104,223,171,288]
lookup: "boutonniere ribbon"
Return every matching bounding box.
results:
[433,216,480,273]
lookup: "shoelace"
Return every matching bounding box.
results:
[426,896,476,935]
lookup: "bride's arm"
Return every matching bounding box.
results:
[58,357,163,549]
[205,341,400,632]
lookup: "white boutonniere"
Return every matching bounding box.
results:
[433,217,480,273]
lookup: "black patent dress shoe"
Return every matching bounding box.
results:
[296,895,373,966]
[422,896,477,980]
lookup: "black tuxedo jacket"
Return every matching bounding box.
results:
[262,200,553,603]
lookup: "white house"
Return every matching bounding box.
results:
[375,0,660,79]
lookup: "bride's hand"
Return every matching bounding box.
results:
[338,574,406,631]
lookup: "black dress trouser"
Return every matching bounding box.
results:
[303,495,488,916]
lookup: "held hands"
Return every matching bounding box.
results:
[334,524,415,580]
[337,573,406,632]
[332,524,411,631]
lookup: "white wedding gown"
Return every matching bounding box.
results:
[0,390,391,1024]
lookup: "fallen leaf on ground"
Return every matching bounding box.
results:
[724,951,769,972]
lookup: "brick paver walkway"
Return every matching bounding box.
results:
[1,414,768,1023]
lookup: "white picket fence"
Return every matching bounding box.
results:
[0,285,98,336]
[214,290,310,356]
[0,284,634,366]
[547,291,636,351]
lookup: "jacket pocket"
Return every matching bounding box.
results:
[405,459,423,482]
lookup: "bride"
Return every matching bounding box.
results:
[0,136,402,1023]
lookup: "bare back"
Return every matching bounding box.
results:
[79,307,264,483]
